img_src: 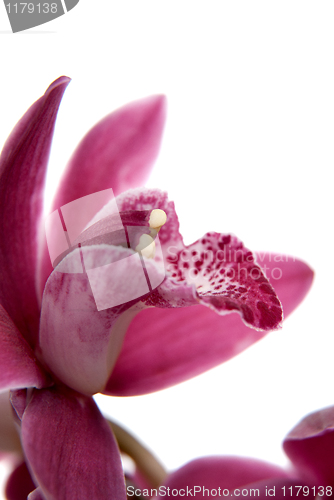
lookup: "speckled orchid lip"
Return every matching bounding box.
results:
[165,231,283,331]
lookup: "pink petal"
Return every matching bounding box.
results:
[10,389,29,421]
[0,76,70,348]
[17,386,126,500]
[5,461,36,500]
[39,244,165,395]
[105,253,313,396]
[54,96,166,207]
[255,252,314,317]
[0,305,49,392]
[155,456,288,500]
[283,406,334,485]
[0,391,21,453]
[28,489,46,500]
[38,96,166,299]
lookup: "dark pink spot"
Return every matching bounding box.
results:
[259,283,275,295]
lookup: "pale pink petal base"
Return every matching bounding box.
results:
[17,387,127,500]
[105,254,313,396]
[39,245,164,395]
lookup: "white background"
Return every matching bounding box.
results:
[0,1,334,497]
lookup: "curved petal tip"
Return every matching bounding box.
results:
[283,406,334,485]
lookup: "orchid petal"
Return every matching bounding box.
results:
[28,489,46,500]
[0,391,21,453]
[0,76,70,347]
[105,253,313,396]
[255,252,314,318]
[283,406,334,485]
[38,97,167,298]
[53,96,166,207]
[10,389,28,421]
[0,305,49,392]
[166,233,283,331]
[17,386,126,500]
[39,244,164,395]
[5,461,36,500]
[156,457,288,500]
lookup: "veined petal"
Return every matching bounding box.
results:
[0,305,49,392]
[105,254,313,396]
[0,76,70,347]
[5,461,36,500]
[283,406,334,485]
[155,456,288,500]
[38,97,167,298]
[16,386,126,500]
[0,391,21,453]
[39,244,165,395]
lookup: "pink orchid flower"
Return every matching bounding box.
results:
[0,76,313,499]
[149,405,334,500]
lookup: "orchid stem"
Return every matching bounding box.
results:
[108,420,167,489]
